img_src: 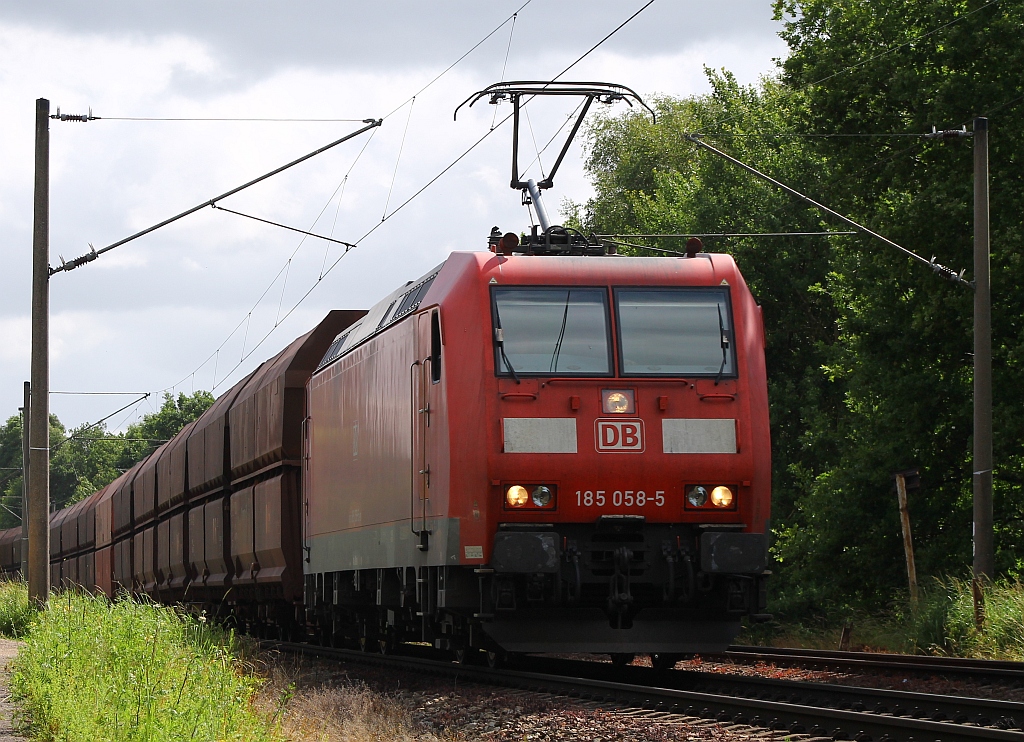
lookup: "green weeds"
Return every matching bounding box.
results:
[10,589,281,742]
[742,576,1024,660]
[904,577,1024,659]
[0,578,37,638]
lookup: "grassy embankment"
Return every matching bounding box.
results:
[0,580,282,741]
[741,576,1024,659]
[0,580,436,742]
[0,576,1020,740]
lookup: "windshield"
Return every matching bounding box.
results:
[615,288,735,376]
[492,287,611,375]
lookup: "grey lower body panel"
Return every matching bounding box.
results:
[481,608,741,654]
[305,517,460,573]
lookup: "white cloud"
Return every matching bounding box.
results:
[0,317,30,365]
[0,5,787,427]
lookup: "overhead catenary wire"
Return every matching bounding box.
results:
[699,132,930,138]
[599,232,856,239]
[144,128,379,397]
[602,235,855,257]
[551,0,656,81]
[794,0,1005,92]
[383,97,416,221]
[73,438,170,443]
[152,6,536,397]
[376,0,660,226]
[381,0,534,121]
[50,119,382,274]
[93,117,371,122]
[200,1,660,391]
[685,135,970,286]
[491,12,519,130]
[50,393,151,456]
[211,206,357,249]
[50,391,150,395]
[202,121,507,387]
[979,91,1024,119]
[173,132,376,392]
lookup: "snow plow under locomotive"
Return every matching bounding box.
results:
[1,82,772,666]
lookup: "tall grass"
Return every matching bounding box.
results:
[0,578,37,638]
[904,577,1024,660]
[11,590,282,742]
[742,576,1024,660]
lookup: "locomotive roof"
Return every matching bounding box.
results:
[317,260,445,371]
[315,250,748,373]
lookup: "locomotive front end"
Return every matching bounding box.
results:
[473,252,771,658]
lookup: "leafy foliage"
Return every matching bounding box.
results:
[573,73,849,614]
[0,578,37,639]
[772,0,1024,610]
[574,0,1024,618]
[0,392,213,529]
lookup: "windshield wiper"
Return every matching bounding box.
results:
[493,301,520,384]
[549,290,571,372]
[715,304,730,386]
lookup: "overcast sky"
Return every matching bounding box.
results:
[0,1,788,430]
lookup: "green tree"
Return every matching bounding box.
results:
[0,391,215,529]
[771,0,1024,608]
[0,414,75,528]
[573,71,850,615]
[576,0,1024,617]
[0,415,25,527]
[116,391,215,469]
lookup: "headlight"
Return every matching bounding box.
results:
[506,485,529,507]
[710,485,734,508]
[531,485,552,507]
[602,389,635,414]
[686,485,708,507]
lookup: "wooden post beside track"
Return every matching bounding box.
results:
[894,472,919,607]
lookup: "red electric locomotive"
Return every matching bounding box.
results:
[302,235,771,663]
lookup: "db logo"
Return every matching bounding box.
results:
[595,419,645,452]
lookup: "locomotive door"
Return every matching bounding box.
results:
[410,309,441,551]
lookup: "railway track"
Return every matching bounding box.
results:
[719,646,1024,681]
[267,642,1024,742]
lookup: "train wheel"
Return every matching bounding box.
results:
[651,653,680,671]
[485,649,505,669]
[610,653,635,668]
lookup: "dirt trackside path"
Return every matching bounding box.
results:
[0,640,24,741]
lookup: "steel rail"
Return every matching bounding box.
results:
[722,646,1024,680]
[530,655,1024,733]
[266,642,1024,742]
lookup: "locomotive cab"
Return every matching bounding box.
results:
[304,245,771,660]
[473,251,771,656]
